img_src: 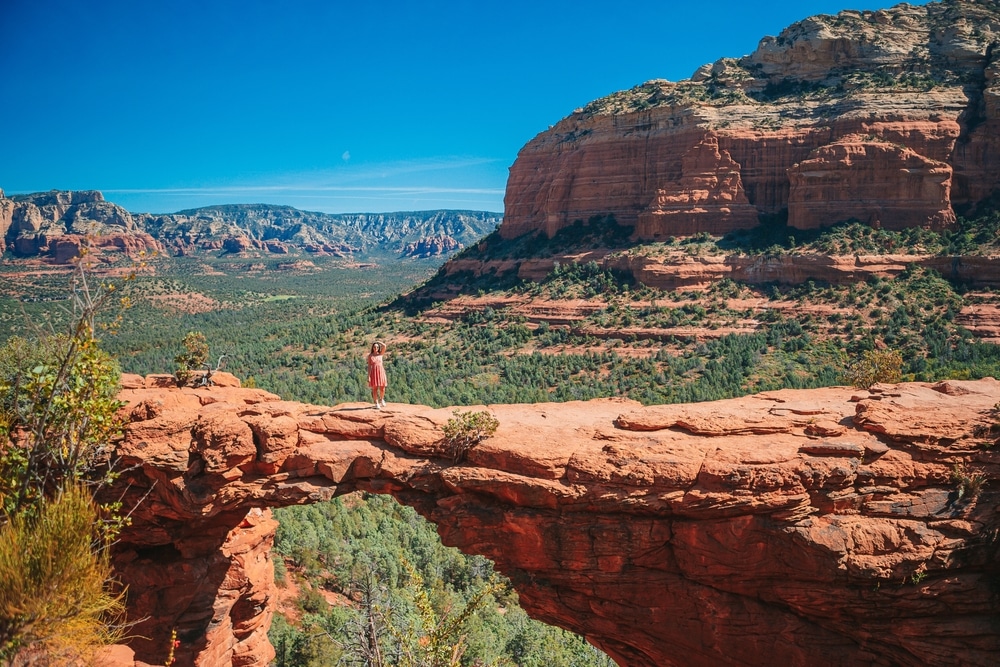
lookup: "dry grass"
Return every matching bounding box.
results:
[0,485,126,664]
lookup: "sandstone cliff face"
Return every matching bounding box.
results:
[501,0,1000,240]
[787,136,956,230]
[401,234,462,257]
[634,135,759,238]
[0,189,161,261]
[104,376,1000,667]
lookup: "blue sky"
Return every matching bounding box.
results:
[1,0,931,214]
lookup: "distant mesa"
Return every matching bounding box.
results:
[0,188,162,262]
[401,233,462,258]
[501,0,1000,241]
[0,190,500,264]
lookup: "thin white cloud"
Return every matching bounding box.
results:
[102,156,506,197]
[104,185,505,195]
[83,156,507,213]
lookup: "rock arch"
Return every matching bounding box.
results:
[106,377,1000,666]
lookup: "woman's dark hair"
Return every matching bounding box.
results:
[371,342,382,354]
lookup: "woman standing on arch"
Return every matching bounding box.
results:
[367,341,387,409]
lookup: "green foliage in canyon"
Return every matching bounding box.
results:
[269,494,615,667]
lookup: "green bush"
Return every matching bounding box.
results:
[844,349,903,389]
[950,463,987,500]
[441,410,499,463]
[174,331,209,385]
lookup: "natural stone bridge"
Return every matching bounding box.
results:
[105,375,1000,667]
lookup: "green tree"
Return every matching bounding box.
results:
[441,411,499,462]
[845,348,903,389]
[174,331,209,385]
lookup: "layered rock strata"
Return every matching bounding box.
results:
[501,0,1000,240]
[440,250,1000,292]
[634,136,759,238]
[105,376,1000,667]
[0,189,161,261]
[786,137,956,230]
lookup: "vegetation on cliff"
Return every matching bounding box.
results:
[578,0,996,119]
[0,264,128,662]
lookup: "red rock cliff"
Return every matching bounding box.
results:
[501,0,1000,240]
[104,376,1000,667]
[0,189,162,260]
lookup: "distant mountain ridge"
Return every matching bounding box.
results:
[0,188,501,263]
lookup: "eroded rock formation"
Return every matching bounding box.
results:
[401,234,462,258]
[635,135,759,238]
[787,136,956,230]
[103,376,1000,666]
[0,189,162,261]
[501,0,1000,240]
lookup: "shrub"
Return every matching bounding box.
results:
[0,284,125,520]
[174,331,209,385]
[442,410,499,463]
[845,349,903,388]
[0,260,130,661]
[0,485,125,662]
[950,463,987,500]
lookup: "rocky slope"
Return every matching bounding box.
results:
[502,0,1000,240]
[439,247,1000,291]
[0,189,162,261]
[102,375,1000,667]
[0,189,499,263]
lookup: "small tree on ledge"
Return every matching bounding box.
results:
[442,410,499,463]
[174,332,209,386]
[845,349,903,389]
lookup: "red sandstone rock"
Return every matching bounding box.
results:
[103,381,1000,667]
[144,373,178,388]
[635,135,759,238]
[500,2,995,241]
[119,373,145,389]
[45,232,162,264]
[264,240,289,254]
[222,236,253,254]
[401,234,461,257]
[787,137,955,230]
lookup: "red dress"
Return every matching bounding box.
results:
[367,354,387,388]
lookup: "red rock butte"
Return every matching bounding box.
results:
[500,0,999,240]
[103,373,1000,667]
